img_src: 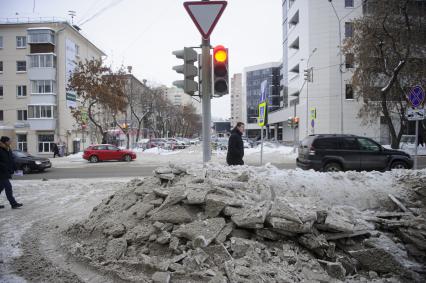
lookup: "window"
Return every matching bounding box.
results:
[0,85,3,97]
[17,61,26,72]
[16,36,27,48]
[0,36,3,48]
[31,80,55,94]
[29,54,55,68]
[17,110,28,121]
[107,145,119,151]
[341,138,359,150]
[313,138,340,150]
[357,138,381,151]
[17,85,27,97]
[38,134,54,153]
[346,84,354,99]
[0,61,3,72]
[345,0,354,8]
[17,134,28,152]
[28,105,56,119]
[345,22,353,37]
[0,110,3,121]
[345,53,354,68]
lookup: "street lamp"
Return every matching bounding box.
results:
[328,0,344,134]
[305,47,317,137]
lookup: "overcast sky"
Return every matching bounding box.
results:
[1,0,282,119]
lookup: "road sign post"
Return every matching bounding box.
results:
[406,85,425,170]
[183,0,227,163]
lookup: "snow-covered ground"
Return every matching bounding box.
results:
[51,144,297,168]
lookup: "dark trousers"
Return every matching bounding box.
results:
[0,179,18,206]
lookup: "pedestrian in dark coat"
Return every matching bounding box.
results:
[53,143,59,158]
[0,136,23,209]
[227,122,245,166]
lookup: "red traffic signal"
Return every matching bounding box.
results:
[213,45,229,96]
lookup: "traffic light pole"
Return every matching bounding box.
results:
[201,38,212,162]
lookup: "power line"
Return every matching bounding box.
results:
[78,0,126,26]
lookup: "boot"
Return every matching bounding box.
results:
[12,203,23,209]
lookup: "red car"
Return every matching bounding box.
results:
[83,144,137,163]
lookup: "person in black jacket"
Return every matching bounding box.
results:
[0,136,23,209]
[227,122,245,166]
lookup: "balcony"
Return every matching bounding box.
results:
[28,119,56,130]
[27,54,56,80]
[30,94,56,105]
[27,28,55,45]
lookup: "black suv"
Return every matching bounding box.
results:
[296,135,413,172]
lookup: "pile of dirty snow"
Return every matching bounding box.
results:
[65,164,426,282]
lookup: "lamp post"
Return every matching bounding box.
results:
[305,48,317,137]
[328,0,344,134]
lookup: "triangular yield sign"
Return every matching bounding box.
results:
[184,1,227,39]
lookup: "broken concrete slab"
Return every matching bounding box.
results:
[316,208,355,233]
[185,184,211,204]
[268,217,313,234]
[215,222,235,244]
[172,218,226,247]
[231,201,270,228]
[155,167,173,174]
[156,186,187,211]
[150,205,196,224]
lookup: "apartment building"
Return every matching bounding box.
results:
[230,73,243,128]
[165,86,202,115]
[0,19,104,155]
[242,62,282,138]
[269,0,381,143]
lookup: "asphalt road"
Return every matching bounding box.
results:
[13,157,426,180]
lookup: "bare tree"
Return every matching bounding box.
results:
[344,0,426,148]
[68,59,128,144]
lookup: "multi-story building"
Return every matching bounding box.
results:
[242,62,282,138]
[270,0,381,143]
[0,19,104,155]
[230,73,243,127]
[165,86,202,115]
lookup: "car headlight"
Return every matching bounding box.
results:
[35,161,42,165]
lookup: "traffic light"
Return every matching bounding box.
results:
[213,45,229,96]
[304,69,310,82]
[287,117,293,127]
[293,117,300,128]
[304,68,313,82]
[172,47,198,95]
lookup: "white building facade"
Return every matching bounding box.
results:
[230,73,243,127]
[270,0,383,143]
[0,20,105,155]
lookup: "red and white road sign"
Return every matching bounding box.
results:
[184,1,227,39]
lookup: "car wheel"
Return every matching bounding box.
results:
[89,155,99,163]
[22,164,31,174]
[391,161,408,169]
[323,162,342,172]
[123,154,132,162]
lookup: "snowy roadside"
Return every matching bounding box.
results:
[0,178,132,283]
[50,144,297,169]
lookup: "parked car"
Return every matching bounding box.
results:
[12,150,52,174]
[296,134,413,172]
[146,138,166,149]
[83,144,136,163]
[167,138,186,149]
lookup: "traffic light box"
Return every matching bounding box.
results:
[213,45,229,96]
[287,116,299,128]
[172,47,198,95]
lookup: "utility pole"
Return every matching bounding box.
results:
[329,0,344,134]
[201,38,212,162]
